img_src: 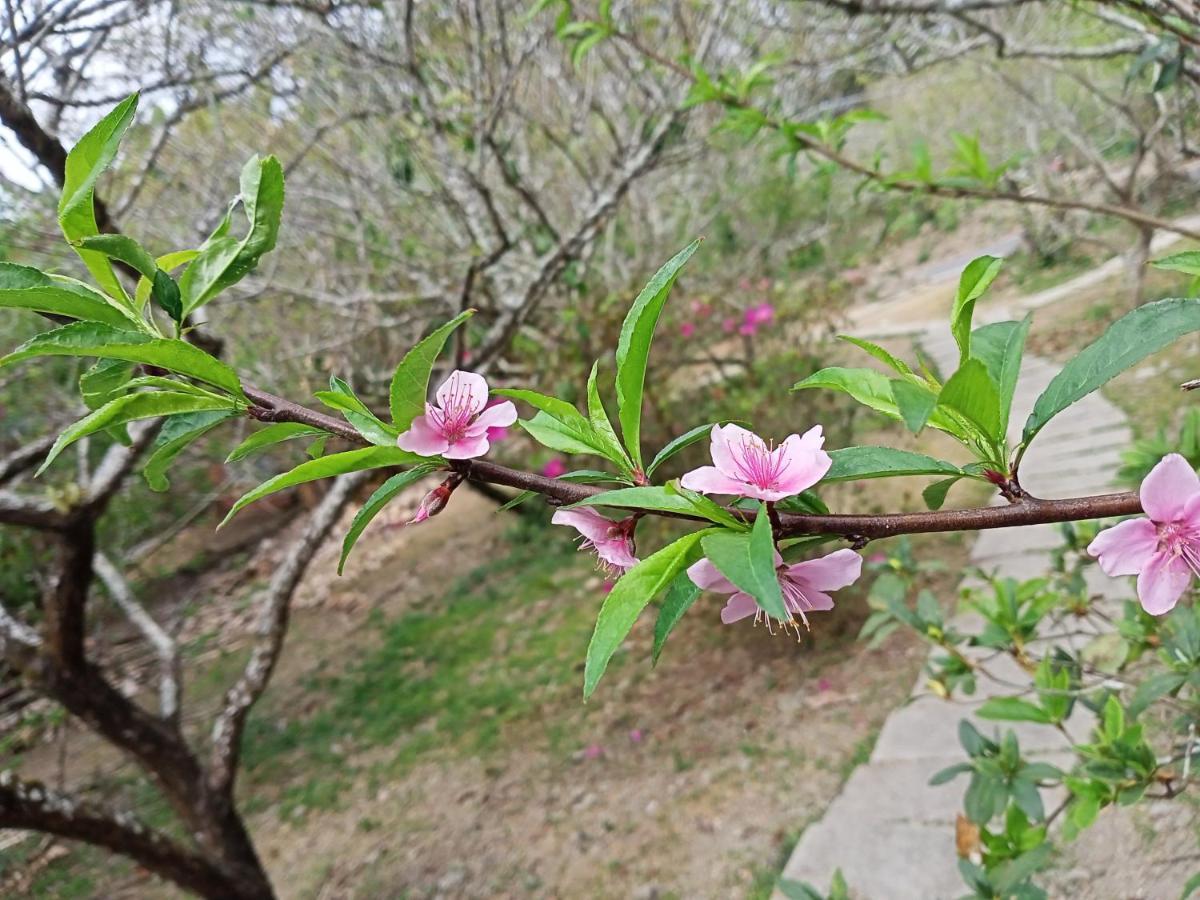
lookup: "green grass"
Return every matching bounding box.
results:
[238,520,601,817]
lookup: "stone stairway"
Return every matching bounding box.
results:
[776,325,1144,898]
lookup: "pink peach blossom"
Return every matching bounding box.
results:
[1089,453,1200,615]
[688,548,861,632]
[552,507,639,576]
[679,322,696,339]
[680,423,831,502]
[738,323,757,337]
[396,370,516,460]
[745,302,774,327]
[721,317,737,334]
[541,458,568,478]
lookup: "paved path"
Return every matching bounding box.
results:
[778,321,1132,898]
[778,214,1200,900]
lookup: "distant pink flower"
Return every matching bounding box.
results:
[757,277,771,291]
[691,300,713,318]
[817,677,832,692]
[629,728,644,743]
[738,278,752,291]
[541,458,568,479]
[738,323,757,337]
[396,370,516,460]
[552,507,639,576]
[583,743,604,760]
[1089,453,1200,615]
[745,302,774,327]
[680,423,831,502]
[688,548,861,631]
[721,317,737,334]
[868,553,888,565]
[679,322,697,339]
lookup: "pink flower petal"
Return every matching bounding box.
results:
[679,465,754,497]
[773,427,832,495]
[396,415,450,456]
[435,370,489,417]
[595,539,638,572]
[686,558,737,594]
[1141,454,1200,522]
[443,432,491,459]
[720,592,759,624]
[710,424,762,479]
[790,588,834,612]
[1137,551,1192,615]
[1087,517,1159,577]
[551,507,613,543]
[468,399,518,433]
[786,548,862,592]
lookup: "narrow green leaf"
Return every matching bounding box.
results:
[586,360,632,470]
[317,377,398,446]
[583,529,711,698]
[651,572,702,666]
[646,422,721,477]
[1,322,245,399]
[80,358,135,409]
[971,317,1030,435]
[976,697,1053,724]
[40,392,236,475]
[76,234,157,279]
[0,284,139,328]
[951,255,1004,364]
[938,359,1002,444]
[151,269,183,324]
[824,446,962,481]
[615,240,701,468]
[226,422,326,462]
[838,335,916,377]
[143,410,236,491]
[388,310,473,429]
[179,154,286,314]
[570,485,746,529]
[518,411,618,460]
[220,446,428,527]
[701,507,787,622]
[338,465,437,573]
[1152,251,1200,276]
[890,379,937,434]
[793,366,902,418]
[1023,298,1200,446]
[59,93,139,302]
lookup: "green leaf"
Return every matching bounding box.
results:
[179,154,285,314]
[614,240,701,468]
[518,411,622,461]
[586,360,632,470]
[570,485,746,529]
[891,379,937,434]
[646,422,721,477]
[80,358,135,409]
[700,507,787,622]
[143,410,236,491]
[938,359,1002,445]
[1180,870,1200,900]
[317,376,398,446]
[976,697,1053,724]
[40,392,237,475]
[824,446,962,481]
[1152,251,1200,276]
[971,317,1030,435]
[964,771,1003,824]
[226,422,326,462]
[923,477,959,511]
[951,255,1004,364]
[0,284,139,328]
[652,572,702,665]
[388,311,474,429]
[1023,298,1200,447]
[135,250,198,311]
[75,234,158,278]
[151,269,183,324]
[338,465,437,573]
[839,335,916,378]
[220,446,428,527]
[1,322,245,399]
[793,366,900,418]
[59,93,139,303]
[929,762,972,785]
[1128,671,1186,720]
[583,529,711,698]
